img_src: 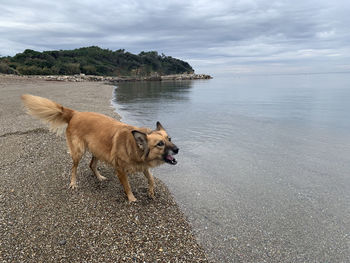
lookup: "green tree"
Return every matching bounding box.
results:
[0,46,194,76]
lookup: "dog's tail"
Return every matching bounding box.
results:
[21,94,75,134]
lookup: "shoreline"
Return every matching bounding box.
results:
[0,75,209,262]
[1,73,212,83]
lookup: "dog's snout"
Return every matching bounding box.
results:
[173,146,179,154]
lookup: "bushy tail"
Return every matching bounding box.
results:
[21,94,75,134]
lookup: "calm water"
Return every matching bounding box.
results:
[112,74,350,262]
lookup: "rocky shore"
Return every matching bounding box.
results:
[0,75,209,262]
[3,73,212,83]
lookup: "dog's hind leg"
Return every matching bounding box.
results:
[116,169,136,202]
[89,156,107,181]
[143,169,155,199]
[66,135,85,189]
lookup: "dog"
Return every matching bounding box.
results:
[21,94,179,202]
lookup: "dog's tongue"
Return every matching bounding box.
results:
[166,154,177,164]
[166,155,174,161]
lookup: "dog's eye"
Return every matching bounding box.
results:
[157,141,164,147]
[168,137,172,142]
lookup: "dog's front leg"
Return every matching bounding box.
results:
[116,169,136,202]
[143,169,155,199]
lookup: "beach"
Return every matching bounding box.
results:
[0,75,208,262]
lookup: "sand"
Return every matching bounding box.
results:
[0,75,209,262]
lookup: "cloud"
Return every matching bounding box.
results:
[0,0,349,74]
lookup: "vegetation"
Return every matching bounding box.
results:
[0,46,194,76]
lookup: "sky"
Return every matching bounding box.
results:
[1,0,350,76]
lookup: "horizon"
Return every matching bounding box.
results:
[1,0,349,75]
[2,46,350,77]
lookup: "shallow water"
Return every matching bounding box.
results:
[112,74,350,262]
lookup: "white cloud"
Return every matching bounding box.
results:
[0,0,350,74]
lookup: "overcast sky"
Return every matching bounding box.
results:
[1,0,349,75]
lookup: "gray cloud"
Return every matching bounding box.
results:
[1,0,349,75]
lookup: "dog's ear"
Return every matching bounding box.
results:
[132,130,148,151]
[156,121,165,131]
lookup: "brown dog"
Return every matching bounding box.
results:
[21,94,178,202]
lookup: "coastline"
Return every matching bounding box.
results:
[0,75,209,262]
[0,73,212,83]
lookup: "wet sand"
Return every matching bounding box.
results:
[0,75,208,262]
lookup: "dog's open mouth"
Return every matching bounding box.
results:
[164,154,177,165]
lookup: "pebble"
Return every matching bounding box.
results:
[59,240,66,246]
[0,75,209,262]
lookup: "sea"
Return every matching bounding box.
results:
[112,73,350,262]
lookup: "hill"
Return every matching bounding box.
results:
[0,46,194,76]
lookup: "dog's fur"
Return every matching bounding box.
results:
[21,94,178,202]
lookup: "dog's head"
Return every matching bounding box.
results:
[132,122,179,166]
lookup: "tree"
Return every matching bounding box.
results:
[0,46,194,76]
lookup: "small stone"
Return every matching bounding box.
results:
[59,239,66,246]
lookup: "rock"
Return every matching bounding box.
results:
[9,73,212,83]
[59,240,66,246]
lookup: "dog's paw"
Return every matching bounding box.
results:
[148,190,155,200]
[127,195,137,203]
[69,182,77,190]
[97,175,107,181]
